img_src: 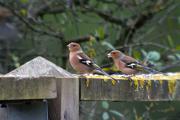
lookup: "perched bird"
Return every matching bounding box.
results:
[67,42,117,83]
[67,42,95,74]
[107,50,158,74]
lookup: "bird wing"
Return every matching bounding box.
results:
[77,52,97,68]
[77,52,109,71]
[77,52,118,84]
[126,62,158,73]
[122,56,139,63]
[126,62,144,70]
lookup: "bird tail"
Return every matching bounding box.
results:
[141,65,159,73]
[93,68,118,85]
[126,62,159,73]
[135,64,159,73]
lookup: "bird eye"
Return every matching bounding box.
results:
[72,45,76,47]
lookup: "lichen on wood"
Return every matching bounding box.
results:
[80,72,180,101]
[83,72,180,81]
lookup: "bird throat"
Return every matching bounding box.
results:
[76,49,83,54]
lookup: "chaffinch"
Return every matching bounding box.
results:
[67,42,117,83]
[107,50,158,74]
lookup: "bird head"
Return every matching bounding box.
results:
[67,42,81,52]
[107,50,123,59]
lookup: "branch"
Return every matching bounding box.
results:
[65,32,111,44]
[117,12,155,45]
[66,35,94,44]
[82,6,126,27]
[37,7,65,16]
[160,61,180,72]
[116,42,171,50]
[98,0,123,7]
[117,0,172,45]
[0,2,64,39]
[29,4,65,18]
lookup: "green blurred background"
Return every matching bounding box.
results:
[0,0,179,119]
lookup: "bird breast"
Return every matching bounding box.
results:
[69,53,92,73]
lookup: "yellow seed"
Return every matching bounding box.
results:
[159,80,163,85]
[103,79,108,82]
[111,80,116,85]
[139,80,145,88]
[168,80,176,94]
[134,79,138,90]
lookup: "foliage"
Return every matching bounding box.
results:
[0,0,179,73]
[80,101,180,120]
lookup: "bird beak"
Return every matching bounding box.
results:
[107,53,112,58]
[67,44,70,48]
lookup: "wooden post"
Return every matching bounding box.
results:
[60,78,79,120]
[48,77,79,120]
[5,56,79,120]
[0,76,56,100]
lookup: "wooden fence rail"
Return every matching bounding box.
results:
[0,56,179,120]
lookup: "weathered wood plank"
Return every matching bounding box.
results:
[48,78,79,120]
[0,106,8,120]
[0,77,56,100]
[61,78,79,120]
[48,80,61,120]
[80,73,180,101]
